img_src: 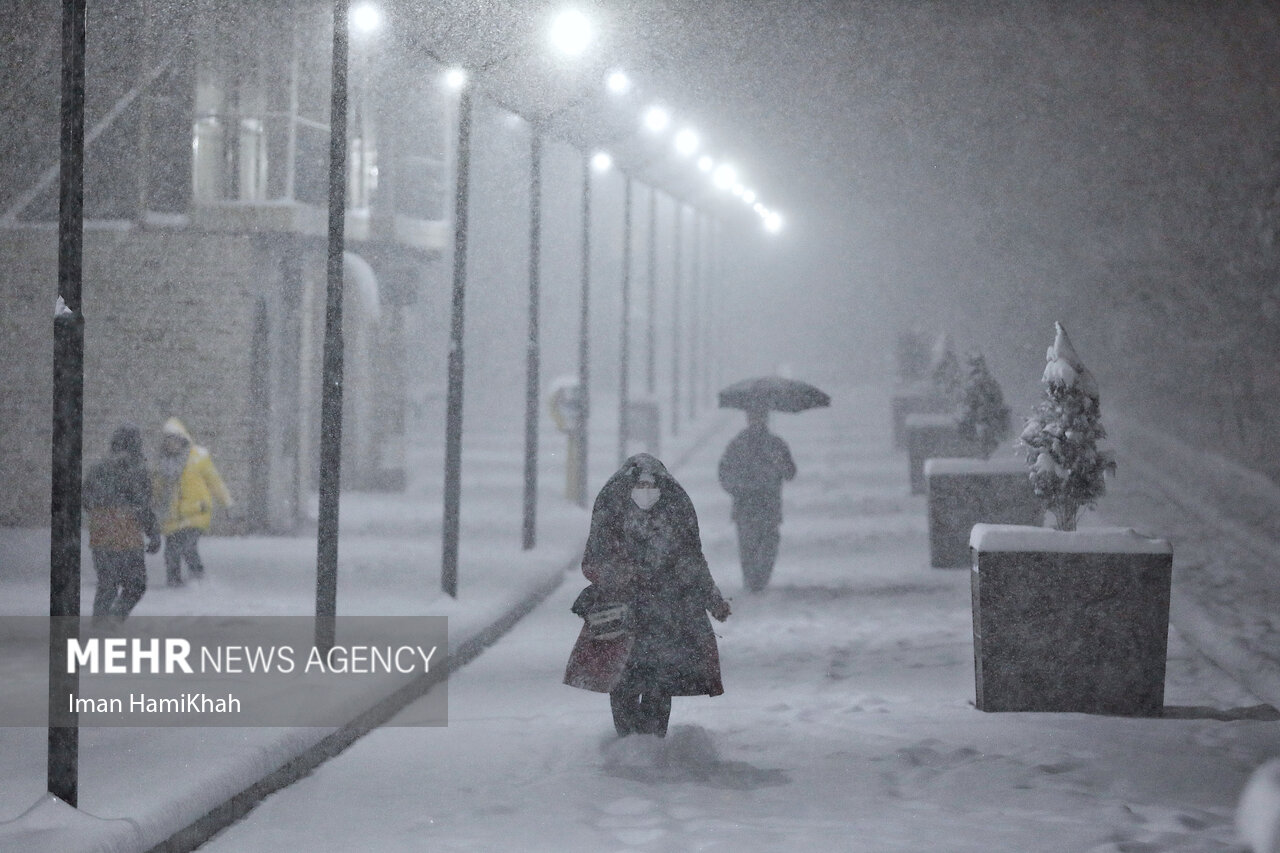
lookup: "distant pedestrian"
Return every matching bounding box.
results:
[718,408,796,591]
[154,417,233,586]
[83,424,161,625]
[564,453,731,738]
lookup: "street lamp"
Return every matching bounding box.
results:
[643,105,670,134]
[350,2,381,34]
[440,68,473,597]
[606,70,631,95]
[549,8,592,57]
[673,128,699,157]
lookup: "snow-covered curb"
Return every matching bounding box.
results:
[0,554,575,853]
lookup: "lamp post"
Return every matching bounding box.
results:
[441,73,473,596]
[669,201,683,435]
[645,186,657,398]
[315,0,350,648]
[49,0,86,808]
[521,130,542,550]
[573,153,594,507]
[688,209,701,420]
[616,174,633,467]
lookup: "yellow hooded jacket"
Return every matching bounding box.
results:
[155,418,233,535]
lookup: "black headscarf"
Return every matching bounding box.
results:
[582,453,702,584]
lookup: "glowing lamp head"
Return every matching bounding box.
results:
[550,9,592,57]
[643,106,670,134]
[674,129,699,157]
[590,151,613,172]
[444,67,467,90]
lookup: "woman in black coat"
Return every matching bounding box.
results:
[564,454,731,736]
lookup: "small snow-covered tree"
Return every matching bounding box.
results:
[1018,322,1117,531]
[956,352,1011,459]
[928,333,964,404]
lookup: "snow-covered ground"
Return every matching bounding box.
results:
[183,386,1280,853]
[0,400,728,852]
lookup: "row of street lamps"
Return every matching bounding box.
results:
[44,0,782,803]
[428,5,787,595]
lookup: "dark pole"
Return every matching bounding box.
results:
[49,0,86,807]
[521,131,542,550]
[645,186,657,397]
[574,155,592,507]
[441,81,473,595]
[670,202,682,436]
[315,0,349,652]
[689,210,701,420]
[616,175,633,467]
[703,214,715,403]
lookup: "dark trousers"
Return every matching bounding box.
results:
[164,527,204,583]
[91,549,147,624]
[736,518,781,591]
[610,689,672,737]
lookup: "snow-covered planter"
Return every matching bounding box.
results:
[905,413,982,495]
[924,457,1041,568]
[967,325,1169,715]
[968,524,1172,716]
[890,333,963,450]
[891,385,952,450]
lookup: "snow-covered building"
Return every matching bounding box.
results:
[0,1,453,530]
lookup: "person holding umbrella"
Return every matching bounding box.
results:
[718,407,796,591]
[716,376,829,591]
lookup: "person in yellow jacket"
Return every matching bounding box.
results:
[154,417,233,586]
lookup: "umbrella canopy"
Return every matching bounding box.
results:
[718,377,832,413]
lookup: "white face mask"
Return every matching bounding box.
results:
[631,486,661,510]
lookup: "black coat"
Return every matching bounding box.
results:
[717,425,796,526]
[564,454,726,695]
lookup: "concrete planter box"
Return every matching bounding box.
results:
[969,524,1173,716]
[925,457,1043,568]
[891,386,952,450]
[905,413,982,495]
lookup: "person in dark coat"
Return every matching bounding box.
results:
[564,453,731,737]
[83,424,161,626]
[718,408,796,591]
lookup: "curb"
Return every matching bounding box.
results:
[144,561,572,853]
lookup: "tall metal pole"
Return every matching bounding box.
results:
[521,131,542,550]
[315,0,349,652]
[442,81,474,595]
[49,0,86,807]
[670,202,683,436]
[616,175,633,467]
[645,186,657,397]
[574,155,592,506]
[703,215,715,403]
[689,210,701,420]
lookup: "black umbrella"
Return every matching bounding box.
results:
[717,377,831,413]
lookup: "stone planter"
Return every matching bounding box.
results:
[925,457,1043,568]
[969,524,1173,716]
[891,385,952,450]
[905,413,982,495]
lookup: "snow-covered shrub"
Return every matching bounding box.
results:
[956,352,1011,460]
[1018,322,1116,531]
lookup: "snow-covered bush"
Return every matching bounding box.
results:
[1018,322,1116,531]
[956,352,1011,460]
